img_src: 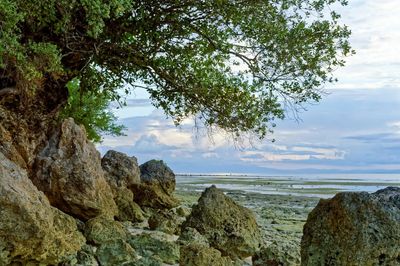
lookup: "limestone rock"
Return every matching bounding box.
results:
[76,245,99,266]
[0,152,85,265]
[129,182,179,209]
[253,243,299,266]
[33,118,117,220]
[301,187,400,266]
[96,239,137,266]
[101,150,140,190]
[140,159,176,195]
[177,227,210,247]
[114,188,145,223]
[182,185,262,259]
[128,231,180,265]
[148,209,186,235]
[84,215,127,245]
[180,244,234,266]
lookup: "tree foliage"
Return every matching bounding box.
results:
[0,0,352,140]
[59,78,126,142]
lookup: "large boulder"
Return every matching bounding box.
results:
[101,151,144,222]
[140,159,176,195]
[101,150,140,190]
[129,159,179,209]
[180,244,234,266]
[301,187,400,266]
[0,152,85,265]
[182,185,262,259]
[33,118,117,220]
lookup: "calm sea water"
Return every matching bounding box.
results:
[176,174,400,198]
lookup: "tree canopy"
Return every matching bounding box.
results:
[0,0,352,140]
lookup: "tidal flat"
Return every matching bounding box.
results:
[175,174,400,265]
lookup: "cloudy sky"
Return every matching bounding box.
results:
[99,0,400,174]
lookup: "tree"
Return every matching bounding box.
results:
[0,0,352,140]
[59,78,126,142]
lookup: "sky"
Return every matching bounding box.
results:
[98,0,400,174]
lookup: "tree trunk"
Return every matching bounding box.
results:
[0,78,68,174]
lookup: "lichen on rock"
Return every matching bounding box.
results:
[182,185,262,259]
[0,151,85,265]
[301,186,400,266]
[33,118,117,220]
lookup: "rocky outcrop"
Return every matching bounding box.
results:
[128,159,179,209]
[140,159,176,195]
[301,187,400,266]
[0,152,85,265]
[182,185,262,259]
[33,118,117,220]
[101,150,140,189]
[180,244,235,266]
[100,151,144,222]
[253,244,299,266]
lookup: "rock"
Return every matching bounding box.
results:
[148,209,186,235]
[140,159,176,195]
[84,215,127,245]
[180,244,234,266]
[100,150,144,222]
[0,152,85,265]
[182,185,262,259]
[33,118,117,220]
[96,239,137,266]
[301,187,400,266]
[129,182,179,209]
[101,150,140,190]
[177,227,210,247]
[114,188,145,223]
[76,245,99,266]
[253,243,299,266]
[127,231,180,265]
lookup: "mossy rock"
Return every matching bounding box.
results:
[84,216,126,245]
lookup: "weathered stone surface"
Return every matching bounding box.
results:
[128,231,180,265]
[182,185,262,259]
[96,239,137,266]
[114,188,145,223]
[140,159,176,195]
[301,187,400,266]
[84,215,127,245]
[33,118,117,220]
[180,244,234,266]
[253,243,299,266]
[101,150,140,190]
[148,209,186,234]
[76,245,99,266]
[129,182,179,209]
[0,152,85,265]
[177,227,210,247]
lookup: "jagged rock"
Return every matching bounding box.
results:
[127,231,180,265]
[301,187,400,266]
[101,150,140,190]
[180,244,234,266]
[182,185,262,259]
[253,243,299,266]
[129,182,179,209]
[140,159,176,195]
[33,118,117,220]
[0,152,85,265]
[84,215,127,245]
[114,188,145,223]
[96,239,137,266]
[148,209,186,235]
[177,227,210,249]
[76,245,99,266]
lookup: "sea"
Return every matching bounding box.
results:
[176,173,400,198]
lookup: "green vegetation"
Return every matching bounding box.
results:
[0,0,352,140]
[59,78,125,142]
